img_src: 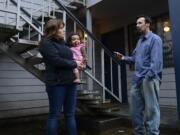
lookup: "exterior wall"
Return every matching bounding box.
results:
[0,53,48,118]
[126,66,177,107]
[0,0,82,119]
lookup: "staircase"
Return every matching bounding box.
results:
[0,0,125,117]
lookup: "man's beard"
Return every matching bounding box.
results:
[136,28,145,36]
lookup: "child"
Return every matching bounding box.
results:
[67,32,87,83]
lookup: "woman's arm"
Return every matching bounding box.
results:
[39,40,77,69]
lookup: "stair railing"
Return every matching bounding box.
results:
[1,0,123,103]
[54,0,123,103]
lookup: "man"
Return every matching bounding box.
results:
[114,15,163,135]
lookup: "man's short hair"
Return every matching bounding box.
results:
[137,15,152,25]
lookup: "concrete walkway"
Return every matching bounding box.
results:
[0,105,179,135]
[115,104,178,129]
[76,104,179,135]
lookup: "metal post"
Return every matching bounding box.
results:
[63,11,66,40]
[86,9,93,91]
[110,58,113,93]
[101,49,105,103]
[92,40,95,76]
[168,0,180,129]
[118,65,122,102]
[16,0,21,29]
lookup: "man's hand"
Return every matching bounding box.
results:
[114,51,124,60]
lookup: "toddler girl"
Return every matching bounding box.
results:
[67,32,87,83]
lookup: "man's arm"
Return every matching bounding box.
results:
[114,51,135,64]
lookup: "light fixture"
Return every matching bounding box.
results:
[163,21,170,32]
[164,26,170,32]
[84,33,88,38]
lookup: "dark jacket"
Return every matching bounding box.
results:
[39,38,77,86]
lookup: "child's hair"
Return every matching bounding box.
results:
[67,32,81,47]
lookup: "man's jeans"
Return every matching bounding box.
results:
[130,78,160,135]
[46,84,77,135]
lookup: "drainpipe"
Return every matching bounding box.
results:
[168,0,180,130]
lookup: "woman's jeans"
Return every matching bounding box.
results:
[46,84,77,135]
[130,78,160,135]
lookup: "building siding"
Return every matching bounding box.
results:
[0,53,48,118]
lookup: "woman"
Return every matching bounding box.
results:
[39,19,82,135]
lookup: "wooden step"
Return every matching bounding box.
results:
[9,39,39,54]
[69,0,84,7]
[0,23,19,42]
[25,56,43,65]
[0,44,45,82]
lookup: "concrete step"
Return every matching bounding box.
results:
[77,90,99,95]
[77,96,101,101]
[87,102,121,114]
[88,102,120,110]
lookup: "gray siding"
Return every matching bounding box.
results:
[0,54,48,118]
[126,66,177,107]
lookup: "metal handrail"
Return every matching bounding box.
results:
[84,70,122,102]
[10,0,42,27]
[54,0,122,103]
[54,0,120,65]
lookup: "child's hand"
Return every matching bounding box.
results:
[76,62,85,70]
[74,41,80,46]
[83,58,88,64]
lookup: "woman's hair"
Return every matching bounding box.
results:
[67,32,81,47]
[44,19,64,39]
